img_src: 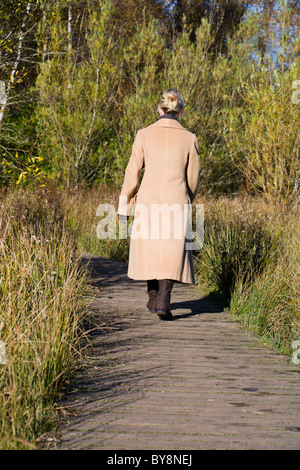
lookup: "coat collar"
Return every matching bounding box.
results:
[151,117,186,130]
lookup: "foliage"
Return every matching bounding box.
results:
[0,0,299,201]
[34,0,121,184]
[1,153,46,186]
[226,66,300,202]
[109,18,166,185]
[223,6,300,202]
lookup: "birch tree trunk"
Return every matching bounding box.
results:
[0,2,32,130]
[67,3,73,57]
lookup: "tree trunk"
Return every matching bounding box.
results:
[0,2,32,130]
[68,3,73,57]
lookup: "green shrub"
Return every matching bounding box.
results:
[230,214,300,355]
[194,196,279,302]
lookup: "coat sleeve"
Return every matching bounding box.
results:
[186,135,202,203]
[118,130,144,216]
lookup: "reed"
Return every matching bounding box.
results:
[0,187,88,449]
[194,194,299,356]
[230,212,300,355]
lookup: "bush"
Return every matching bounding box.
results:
[225,66,300,203]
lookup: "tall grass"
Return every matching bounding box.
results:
[57,183,129,262]
[194,194,300,357]
[194,195,281,301]
[0,187,89,449]
[230,213,300,355]
[207,218,269,299]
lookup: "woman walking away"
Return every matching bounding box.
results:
[118,89,201,321]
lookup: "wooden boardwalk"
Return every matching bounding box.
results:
[56,255,300,450]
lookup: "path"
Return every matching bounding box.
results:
[56,255,300,450]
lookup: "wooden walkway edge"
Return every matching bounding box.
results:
[55,255,300,450]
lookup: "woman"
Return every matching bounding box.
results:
[118,89,201,321]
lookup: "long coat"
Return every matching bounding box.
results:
[118,116,201,284]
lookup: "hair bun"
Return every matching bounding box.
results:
[159,88,185,116]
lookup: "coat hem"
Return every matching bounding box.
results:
[127,273,195,285]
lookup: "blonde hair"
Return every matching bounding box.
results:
[158,88,185,116]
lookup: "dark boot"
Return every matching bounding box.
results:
[156,279,174,321]
[147,279,159,313]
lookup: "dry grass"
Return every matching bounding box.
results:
[194,192,300,356]
[230,208,300,354]
[0,186,88,449]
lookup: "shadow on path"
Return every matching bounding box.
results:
[171,295,225,320]
[79,254,129,285]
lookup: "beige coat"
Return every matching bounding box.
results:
[118,117,201,284]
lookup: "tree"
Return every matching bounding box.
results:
[164,0,252,53]
[248,0,300,65]
[0,1,35,128]
[111,0,168,41]
[35,0,122,184]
